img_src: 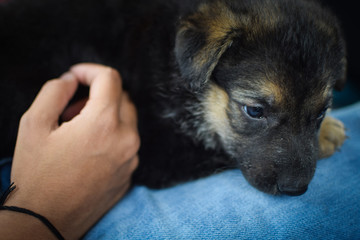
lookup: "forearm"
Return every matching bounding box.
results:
[0,210,56,240]
[0,185,66,240]
[0,182,123,240]
[0,64,140,240]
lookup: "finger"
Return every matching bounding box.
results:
[27,75,78,129]
[119,92,138,129]
[69,63,122,108]
[69,63,112,85]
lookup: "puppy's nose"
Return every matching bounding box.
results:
[278,185,308,196]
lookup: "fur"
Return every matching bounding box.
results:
[0,0,347,195]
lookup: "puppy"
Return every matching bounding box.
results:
[0,0,347,195]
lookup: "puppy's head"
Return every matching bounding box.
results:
[175,0,346,195]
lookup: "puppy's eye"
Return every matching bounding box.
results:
[243,105,264,119]
[317,108,328,120]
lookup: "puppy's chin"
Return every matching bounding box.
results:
[245,177,309,196]
[239,166,311,196]
[239,165,278,195]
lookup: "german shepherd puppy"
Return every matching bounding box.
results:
[0,0,347,195]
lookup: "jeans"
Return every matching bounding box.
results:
[1,102,360,239]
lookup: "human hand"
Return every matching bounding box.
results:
[4,63,140,239]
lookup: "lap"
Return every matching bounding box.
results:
[2,102,360,239]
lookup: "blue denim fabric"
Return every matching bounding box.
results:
[0,158,12,193]
[1,102,360,239]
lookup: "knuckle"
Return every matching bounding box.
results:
[42,79,72,97]
[130,156,139,172]
[125,128,141,152]
[103,67,122,85]
[106,112,120,129]
[108,67,121,80]
[117,127,140,159]
[19,110,37,128]
[92,116,118,139]
[43,78,62,89]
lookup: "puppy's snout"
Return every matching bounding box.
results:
[277,184,308,196]
[276,165,312,196]
[274,139,316,196]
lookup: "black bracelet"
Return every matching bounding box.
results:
[0,183,65,240]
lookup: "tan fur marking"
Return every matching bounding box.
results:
[178,0,285,82]
[188,2,240,77]
[260,81,284,104]
[204,83,232,139]
[197,2,239,42]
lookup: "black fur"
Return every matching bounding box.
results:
[0,0,346,195]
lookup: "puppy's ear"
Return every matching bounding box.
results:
[175,2,238,90]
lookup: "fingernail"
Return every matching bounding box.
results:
[60,72,75,81]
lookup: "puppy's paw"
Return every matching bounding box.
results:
[319,116,347,159]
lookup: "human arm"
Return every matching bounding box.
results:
[0,63,139,239]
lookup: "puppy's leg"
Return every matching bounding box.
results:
[319,116,347,158]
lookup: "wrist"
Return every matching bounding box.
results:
[2,184,70,239]
[0,206,58,240]
[2,181,106,240]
